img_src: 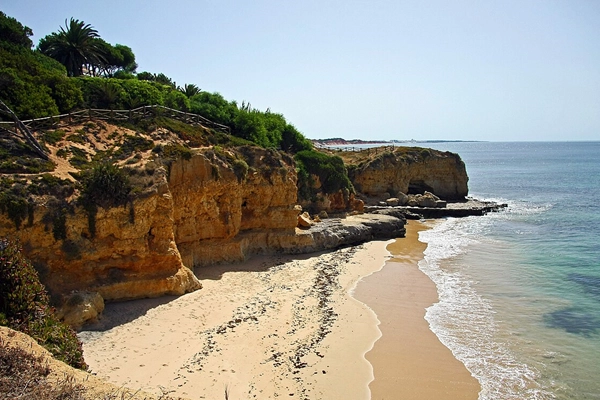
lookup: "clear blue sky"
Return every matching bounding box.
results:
[3,0,600,141]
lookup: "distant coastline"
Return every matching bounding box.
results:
[312,138,484,146]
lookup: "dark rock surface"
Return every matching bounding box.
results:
[366,198,507,219]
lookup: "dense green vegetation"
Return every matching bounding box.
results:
[294,150,354,200]
[0,12,82,119]
[0,11,350,200]
[0,238,86,369]
[0,12,314,155]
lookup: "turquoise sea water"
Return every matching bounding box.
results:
[410,141,600,399]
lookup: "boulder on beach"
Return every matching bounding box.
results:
[297,212,313,228]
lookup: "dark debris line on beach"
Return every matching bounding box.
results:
[178,246,361,399]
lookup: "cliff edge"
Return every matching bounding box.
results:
[340,146,469,201]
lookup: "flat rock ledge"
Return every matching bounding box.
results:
[366,198,507,219]
[281,213,407,255]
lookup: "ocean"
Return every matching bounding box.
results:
[409,141,600,400]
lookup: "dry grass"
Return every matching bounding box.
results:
[0,336,86,399]
[0,337,181,400]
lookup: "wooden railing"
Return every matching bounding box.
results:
[325,145,397,154]
[0,105,231,135]
[0,99,49,160]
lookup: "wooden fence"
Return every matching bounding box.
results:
[324,145,396,155]
[0,105,231,135]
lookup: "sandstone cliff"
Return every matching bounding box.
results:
[3,124,454,321]
[343,146,469,201]
[0,165,200,302]
[168,146,300,266]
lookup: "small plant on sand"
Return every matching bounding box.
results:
[42,129,66,145]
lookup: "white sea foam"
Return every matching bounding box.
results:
[419,208,556,400]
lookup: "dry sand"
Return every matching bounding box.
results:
[80,241,392,399]
[355,220,480,400]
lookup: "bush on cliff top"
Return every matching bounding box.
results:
[294,150,353,199]
[0,238,86,369]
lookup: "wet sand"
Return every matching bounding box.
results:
[354,220,481,399]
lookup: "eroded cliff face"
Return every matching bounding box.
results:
[0,167,199,301]
[0,145,301,302]
[297,175,364,215]
[347,148,469,201]
[3,141,462,312]
[168,146,299,267]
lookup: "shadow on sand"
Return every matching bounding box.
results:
[80,249,348,333]
[82,295,179,332]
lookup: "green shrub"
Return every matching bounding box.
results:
[114,134,153,159]
[0,190,31,230]
[296,164,315,201]
[233,110,269,147]
[232,159,249,183]
[281,124,312,153]
[78,163,131,237]
[68,146,89,169]
[79,163,131,210]
[65,134,86,145]
[56,148,68,159]
[152,117,207,147]
[42,129,66,145]
[0,138,56,174]
[161,143,193,161]
[189,91,237,126]
[163,89,190,111]
[294,150,353,195]
[27,175,75,198]
[0,238,86,369]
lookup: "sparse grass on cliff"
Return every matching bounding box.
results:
[0,238,86,369]
[0,136,56,174]
[0,336,183,399]
[0,340,86,399]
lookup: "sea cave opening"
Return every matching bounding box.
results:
[408,180,435,195]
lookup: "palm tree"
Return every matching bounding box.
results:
[178,83,201,98]
[38,18,106,77]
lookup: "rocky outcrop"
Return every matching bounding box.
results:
[348,147,469,201]
[56,291,105,329]
[168,147,300,267]
[298,179,364,215]
[0,166,201,302]
[367,198,508,219]
[267,213,406,255]
[0,146,300,304]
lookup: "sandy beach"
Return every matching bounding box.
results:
[80,240,391,399]
[80,221,480,399]
[355,220,480,399]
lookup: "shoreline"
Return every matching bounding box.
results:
[79,220,480,399]
[354,220,480,399]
